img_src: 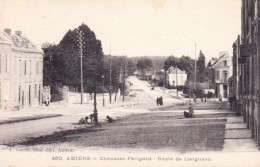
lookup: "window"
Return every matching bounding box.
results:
[36,61,39,75]
[29,60,31,76]
[223,71,228,82]
[215,71,220,80]
[19,86,21,102]
[24,60,27,75]
[223,60,227,66]
[35,84,37,98]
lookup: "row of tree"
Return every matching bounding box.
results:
[164,51,209,83]
[43,23,214,95]
[134,51,213,84]
[42,23,135,95]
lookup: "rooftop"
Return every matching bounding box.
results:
[0,29,40,51]
[167,66,187,74]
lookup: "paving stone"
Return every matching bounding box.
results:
[223,139,259,151]
[225,123,247,129]
[226,116,243,123]
[225,129,252,139]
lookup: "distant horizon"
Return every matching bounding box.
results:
[0,0,239,61]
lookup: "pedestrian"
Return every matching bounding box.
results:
[159,96,163,105]
[85,116,89,123]
[89,114,94,124]
[184,111,190,118]
[219,94,222,102]
[188,103,194,117]
[106,116,114,123]
[193,94,197,102]
[156,97,159,106]
[161,96,163,105]
[79,117,86,124]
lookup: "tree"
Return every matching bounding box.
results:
[137,58,153,79]
[179,55,195,83]
[42,23,104,93]
[164,56,179,70]
[42,43,65,93]
[197,50,206,82]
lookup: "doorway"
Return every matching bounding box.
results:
[223,85,228,98]
[29,85,31,106]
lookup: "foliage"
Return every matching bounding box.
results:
[42,23,104,93]
[136,57,153,79]
[102,55,133,93]
[130,56,167,72]
[197,50,206,82]
[164,56,179,70]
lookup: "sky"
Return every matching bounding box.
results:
[0,0,241,61]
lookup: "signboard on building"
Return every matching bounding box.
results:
[240,43,257,57]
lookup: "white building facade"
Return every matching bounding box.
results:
[211,52,231,99]
[167,67,187,86]
[0,29,43,110]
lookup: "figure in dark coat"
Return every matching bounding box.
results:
[106,116,114,123]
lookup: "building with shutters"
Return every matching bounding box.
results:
[0,29,43,110]
[230,0,260,146]
[210,52,231,100]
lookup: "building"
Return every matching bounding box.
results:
[230,0,260,146]
[167,66,187,87]
[0,29,43,110]
[229,38,240,112]
[210,52,231,99]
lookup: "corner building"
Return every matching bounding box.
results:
[0,29,43,110]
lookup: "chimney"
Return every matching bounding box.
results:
[4,28,11,36]
[15,31,22,38]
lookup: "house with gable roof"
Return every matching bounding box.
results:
[210,51,231,99]
[0,28,43,110]
[167,66,187,87]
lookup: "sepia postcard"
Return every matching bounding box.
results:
[0,0,260,166]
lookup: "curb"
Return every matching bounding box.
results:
[0,114,62,125]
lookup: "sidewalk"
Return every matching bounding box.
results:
[223,116,259,151]
[0,98,140,125]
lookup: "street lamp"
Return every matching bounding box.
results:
[102,75,105,107]
[89,64,98,125]
[92,74,98,125]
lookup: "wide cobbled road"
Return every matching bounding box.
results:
[19,111,234,152]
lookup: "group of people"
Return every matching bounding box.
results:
[79,114,94,124]
[79,114,113,124]
[156,96,163,106]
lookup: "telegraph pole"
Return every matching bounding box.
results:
[189,81,191,101]
[79,30,84,105]
[176,66,178,97]
[102,75,105,107]
[109,43,112,104]
[109,58,112,103]
[122,57,126,102]
[194,43,197,89]
[164,66,167,88]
